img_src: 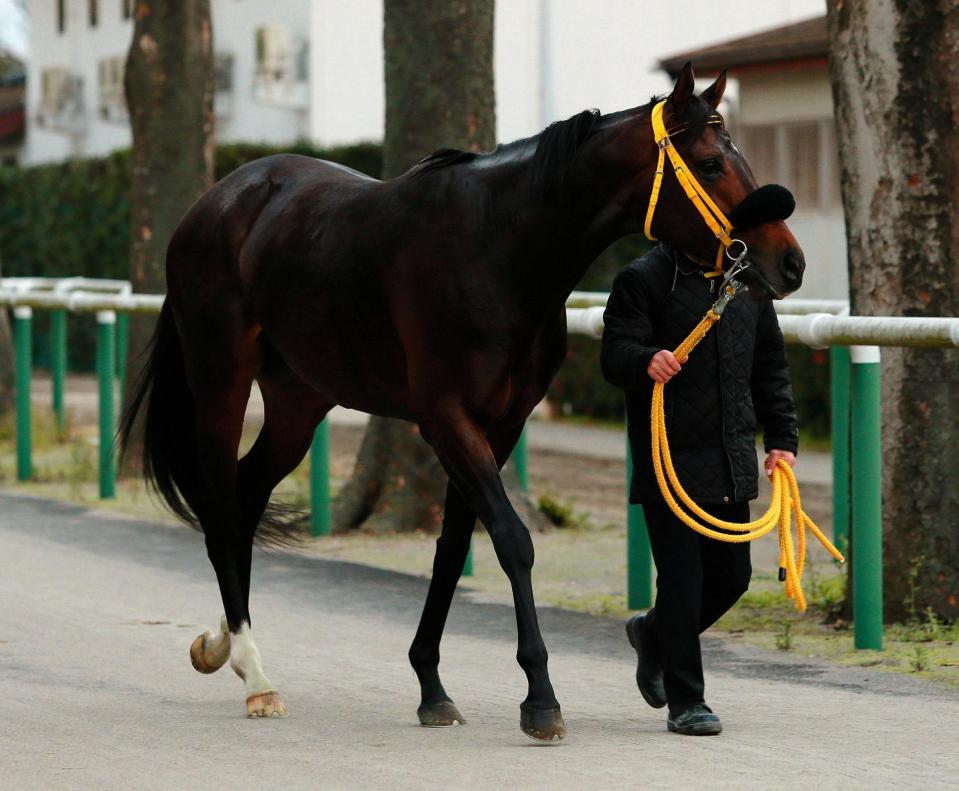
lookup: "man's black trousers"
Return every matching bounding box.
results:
[642,500,752,711]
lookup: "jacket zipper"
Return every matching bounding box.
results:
[713,278,738,503]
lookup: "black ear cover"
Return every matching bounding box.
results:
[728,184,795,230]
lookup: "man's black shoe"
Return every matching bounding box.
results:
[625,614,667,709]
[667,703,723,735]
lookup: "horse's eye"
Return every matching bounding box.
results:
[697,158,723,176]
[696,157,723,176]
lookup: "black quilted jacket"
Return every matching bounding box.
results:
[601,244,799,505]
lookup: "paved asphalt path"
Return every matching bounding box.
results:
[2,494,957,790]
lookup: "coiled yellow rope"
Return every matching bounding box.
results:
[651,309,846,612]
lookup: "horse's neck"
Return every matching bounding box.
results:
[500,157,641,312]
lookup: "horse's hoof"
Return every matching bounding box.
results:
[520,704,566,742]
[246,691,288,718]
[189,631,229,675]
[417,700,466,727]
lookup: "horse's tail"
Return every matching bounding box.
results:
[119,301,201,528]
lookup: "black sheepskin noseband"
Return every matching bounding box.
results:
[728,184,795,230]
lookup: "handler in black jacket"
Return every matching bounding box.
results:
[601,243,798,736]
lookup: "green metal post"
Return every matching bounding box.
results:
[97,311,116,499]
[310,418,332,537]
[830,346,851,557]
[462,541,474,577]
[116,312,129,400]
[626,434,653,609]
[50,309,67,435]
[851,346,882,650]
[513,424,529,492]
[14,306,32,481]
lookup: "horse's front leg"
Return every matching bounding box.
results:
[426,413,565,741]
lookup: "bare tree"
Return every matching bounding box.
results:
[827,1,959,620]
[335,0,537,533]
[121,0,214,459]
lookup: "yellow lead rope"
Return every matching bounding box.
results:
[651,309,846,612]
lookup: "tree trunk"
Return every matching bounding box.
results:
[826,1,959,621]
[121,0,214,469]
[334,0,540,533]
[0,259,14,416]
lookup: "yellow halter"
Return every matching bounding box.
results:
[643,100,737,277]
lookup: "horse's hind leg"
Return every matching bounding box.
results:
[234,366,331,599]
[211,366,329,718]
[175,303,286,717]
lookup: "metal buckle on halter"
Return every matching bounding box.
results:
[711,277,749,316]
[657,137,672,150]
[722,238,750,284]
[711,239,750,315]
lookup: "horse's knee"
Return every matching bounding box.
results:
[492,528,535,577]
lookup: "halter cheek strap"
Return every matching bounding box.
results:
[643,100,736,277]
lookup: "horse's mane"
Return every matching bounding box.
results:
[410,96,713,197]
[412,109,602,197]
[528,109,601,195]
[413,147,479,175]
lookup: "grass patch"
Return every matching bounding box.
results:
[537,493,594,530]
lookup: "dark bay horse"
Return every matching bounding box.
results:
[120,63,804,740]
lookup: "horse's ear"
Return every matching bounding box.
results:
[668,62,696,116]
[699,69,726,110]
[700,70,727,110]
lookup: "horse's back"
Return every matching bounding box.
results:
[166,154,377,291]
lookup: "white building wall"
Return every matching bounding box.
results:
[737,65,847,301]
[24,0,314,164]
[24,0,133,163]
[309,0,383,145]
[739,67,835,125]
[785,214,848,301]
[213,1,312,144]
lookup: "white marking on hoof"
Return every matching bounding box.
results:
[246,691,289,718]
[190,615,230,674]
[230,622,283,715]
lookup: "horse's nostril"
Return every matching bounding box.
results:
[782,252,803,284]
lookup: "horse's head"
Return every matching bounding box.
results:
[628,63,804,299]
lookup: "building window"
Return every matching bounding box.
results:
[738,120,840,211]
[122,0,132,20]
[89,0,99,27]
[38,68,85,130]
[57,0,66,33]
[214,53,234,93]
[98,56,127,121]
[255,25,292,83]
[295,41,309,83]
